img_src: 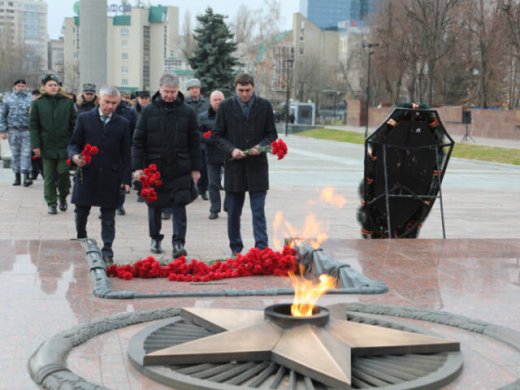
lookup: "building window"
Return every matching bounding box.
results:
[73,52,78,59]
[122,40,128,48]
[121,79,128,86]
[122,53,128,60]
[299,47,304,56]
[122,66,128,74]
[121,27,128,37]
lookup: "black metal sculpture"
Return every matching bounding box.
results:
[357,103,455,239]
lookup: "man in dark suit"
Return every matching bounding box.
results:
[68,85,132,266]
[212,73,278,257]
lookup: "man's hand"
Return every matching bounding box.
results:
[191,170,201,184]
[134,170,143,180]
[0,133,7,140]
[73,154,86,167]
[32,148,41,156]
[249,145,260,156]
[122,184,131,193]
[231,148,246,159]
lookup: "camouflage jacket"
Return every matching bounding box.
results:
[0,88,33,133]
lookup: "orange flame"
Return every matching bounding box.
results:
[318,187,347,208]
[287,265,338,317]
[273,212,329,250]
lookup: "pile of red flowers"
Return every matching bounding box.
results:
[106,246,298,282]
[270,139,288,160]
[139,164,162,203]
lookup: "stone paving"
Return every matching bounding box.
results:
[0,130,519,389]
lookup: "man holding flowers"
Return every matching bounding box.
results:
[68,85,132,266]
[212,73,278,257]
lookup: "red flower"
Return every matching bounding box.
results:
[204,131,212,138]
[66,159,71,165]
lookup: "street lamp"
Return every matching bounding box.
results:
[284,59,294,136]
[363,43,379,138]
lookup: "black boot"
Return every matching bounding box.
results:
[12,173,21,186]
[23,172,33,187]
[150,239,163,254]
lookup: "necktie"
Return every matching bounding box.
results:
[102,115,108,129]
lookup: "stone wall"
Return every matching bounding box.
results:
[347,100,520,140]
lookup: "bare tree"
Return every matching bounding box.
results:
[179,10,196,59]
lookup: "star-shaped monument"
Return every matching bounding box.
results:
[144,304,459,388]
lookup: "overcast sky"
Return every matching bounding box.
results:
[47,0,300,40]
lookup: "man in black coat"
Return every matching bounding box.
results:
[185,78,210,201]
[76,83,98,114]
[199,90,226,220]
[132,73,201,259]
[68,85,132,266]
[212,73,278,256]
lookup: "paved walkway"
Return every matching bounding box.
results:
[1,133,520,389]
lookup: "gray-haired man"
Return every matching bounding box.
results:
[132,73,201,259]
[68,85,132,265]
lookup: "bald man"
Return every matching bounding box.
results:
[198,90,226,220]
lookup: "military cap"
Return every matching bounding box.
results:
[82,83,96,93]
[185,78,201,90]
[14,79,26,85]
[136,90,150,97]
[41,73,60,85]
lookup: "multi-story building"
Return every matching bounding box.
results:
[62,4,185,95]
[0,0,48,69]
[299,0,382,30]
[47,38,64,83]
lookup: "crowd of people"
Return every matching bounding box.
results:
[0,72,278,265]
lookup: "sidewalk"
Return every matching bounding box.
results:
[325,124,520,149]
[1,135,520,389]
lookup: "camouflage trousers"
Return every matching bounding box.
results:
[8,128,31,174]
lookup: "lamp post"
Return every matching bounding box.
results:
[363,43,379,138]
[284,59,294,136]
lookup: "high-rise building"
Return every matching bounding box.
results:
[62,4,188,94]
[0,0,48,68]
[299,0,382,30]
[48,38,64,82]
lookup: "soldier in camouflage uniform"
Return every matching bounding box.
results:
[0,79,34,186]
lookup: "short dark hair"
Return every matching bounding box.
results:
[32,89,41,96]
[234,73,255,87]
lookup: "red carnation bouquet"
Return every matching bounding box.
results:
[107,246,298,282]
[230,138,288,161]
[68,144,99,184]
[139,164,162,202]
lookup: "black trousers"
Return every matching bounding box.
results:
[148,204,186,246]
[75,205,116,257]
[197,150,208,195]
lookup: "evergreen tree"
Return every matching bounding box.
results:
[188,8,239,95]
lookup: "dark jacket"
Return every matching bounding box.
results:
[186,95,210,150]
[132,91,201,198]
[131,102,144,121]
[76,94,99,114]
[116,100,137,140]
[68,108,132,208]
[29,92,77,159]
[212,95,278,193]
[199,107,225,165]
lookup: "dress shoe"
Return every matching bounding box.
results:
[209,211,219,220]
[172,244,187,259]
[23,172,33,187]
[102,255,114,267]
[150,239,163,254]
[117,206,126,215]
[201,192,209,200]
[161,211,171,220]
[231,250,241,258]
[48,206,57,215]
[12,173,21,186]
[59,199,68,211]
[137,194,145,202]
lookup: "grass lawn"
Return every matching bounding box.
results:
[295,128,520,166]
